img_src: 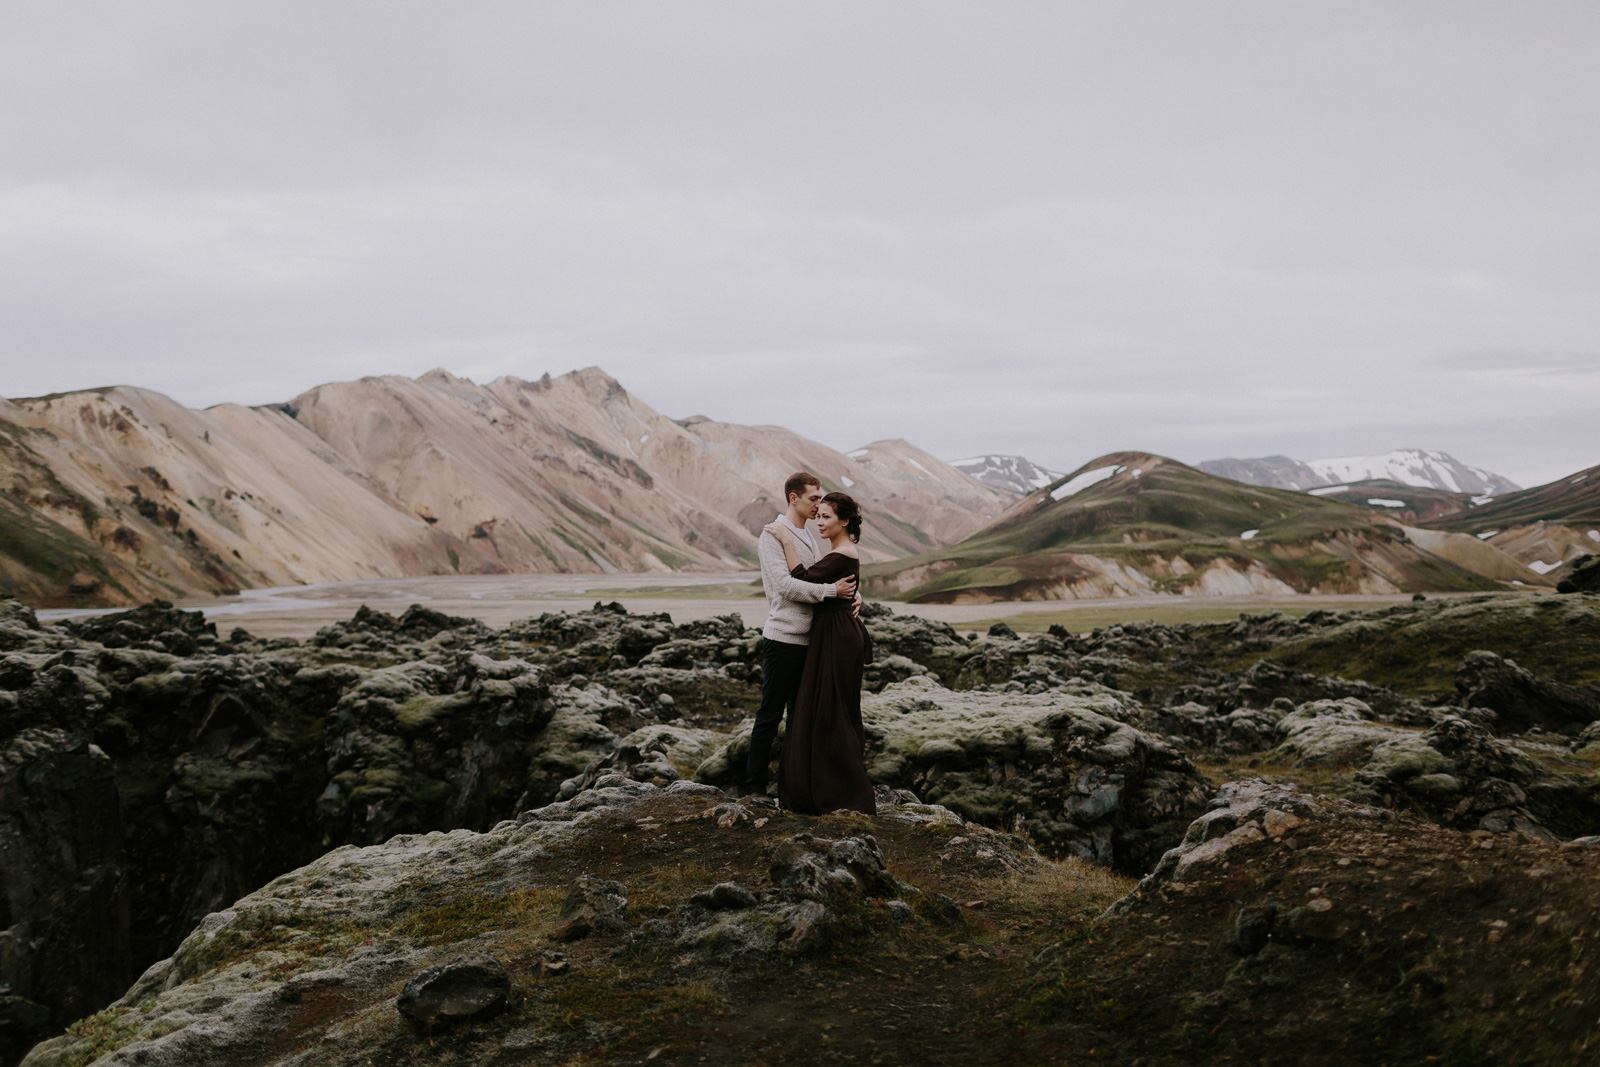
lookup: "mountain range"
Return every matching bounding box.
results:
[4,372,1593,609]
[0,369,1010,606]
[862,451,1598,604]
[1198,448,1521,496]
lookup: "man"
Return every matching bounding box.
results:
[744,471,857,798]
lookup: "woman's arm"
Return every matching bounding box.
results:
[762,522,804,573]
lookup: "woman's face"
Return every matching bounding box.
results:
[815,502,841,539]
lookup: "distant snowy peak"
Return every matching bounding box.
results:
[1304,450,1520,495]
[1199,449,1520,496]
[948,454,1065,495]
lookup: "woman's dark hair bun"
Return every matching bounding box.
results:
[821,492,863,543]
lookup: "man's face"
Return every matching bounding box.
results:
[789,484,824,520]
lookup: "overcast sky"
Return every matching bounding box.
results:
[2,2,1596,487]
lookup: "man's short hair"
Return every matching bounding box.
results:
[784,471,821,502]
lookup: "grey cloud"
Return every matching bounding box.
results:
[2,2,1598,490]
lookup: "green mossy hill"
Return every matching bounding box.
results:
[1429,461,1600,533]
[1263,593,1600,695]
[863,451,1502,603]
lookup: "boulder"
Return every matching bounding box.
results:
[1106,780,1381,915]
[1455,650,1600,733]
[1268,699,1395,766]
[1559,553,1600,593]
[859,677,1212,872]
[395,953,510,1026]
[550,876,629,941]
[521,683,624,805]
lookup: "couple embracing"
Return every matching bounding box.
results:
[743,472,876,816]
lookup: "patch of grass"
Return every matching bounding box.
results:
[393,692,474,730]
[531,970,721,1049]
[56,1005,136,1067]
[173,909,368,982]
[1191,752,1361,798]
[392,887,565,944]
[982,856,1133,917]
[1015,972,1132,1030]
[607,861,718,914]
[516,521,562,568]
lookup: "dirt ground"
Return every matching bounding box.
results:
[172,790,1600,1067]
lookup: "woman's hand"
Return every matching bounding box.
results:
[762,522,794,545]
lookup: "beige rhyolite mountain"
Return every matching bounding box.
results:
[0,368,1011,606]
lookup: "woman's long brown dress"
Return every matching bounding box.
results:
[776,552,876,816]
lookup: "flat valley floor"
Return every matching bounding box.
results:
[38,571,1451,638]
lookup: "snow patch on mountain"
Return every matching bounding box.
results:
[1050,465,1120,501]
[1199,449,1519,496]
[949,454,1064,495]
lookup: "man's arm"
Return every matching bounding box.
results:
[759,532,833,603]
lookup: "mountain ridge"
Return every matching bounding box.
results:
[0,368,1010,607]
[864,450,1551,604]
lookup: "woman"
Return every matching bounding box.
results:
[762,492,876,816]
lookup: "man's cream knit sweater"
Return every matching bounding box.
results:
[758,514,835,645]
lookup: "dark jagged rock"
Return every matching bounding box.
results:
[503,606,761,684]
[1132,699,1293,755]
[1354,714,1600,841]
[689,882,758,911]
[0,602,41,654]
[1560,553,1600,593]
[0,731,130,1065]
[860,678,1212,873]
[61,601,216,656]
[1455,649,1600,733]
[550,876,629,941]
[861,608,969,676]
[1218,660,1428,723]
[627,829,966,965]
[310,602,493,651]
[319,651,550,844]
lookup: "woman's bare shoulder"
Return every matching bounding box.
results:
[830,546,860,559]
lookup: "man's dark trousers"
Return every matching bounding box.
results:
[745,637,810,795]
